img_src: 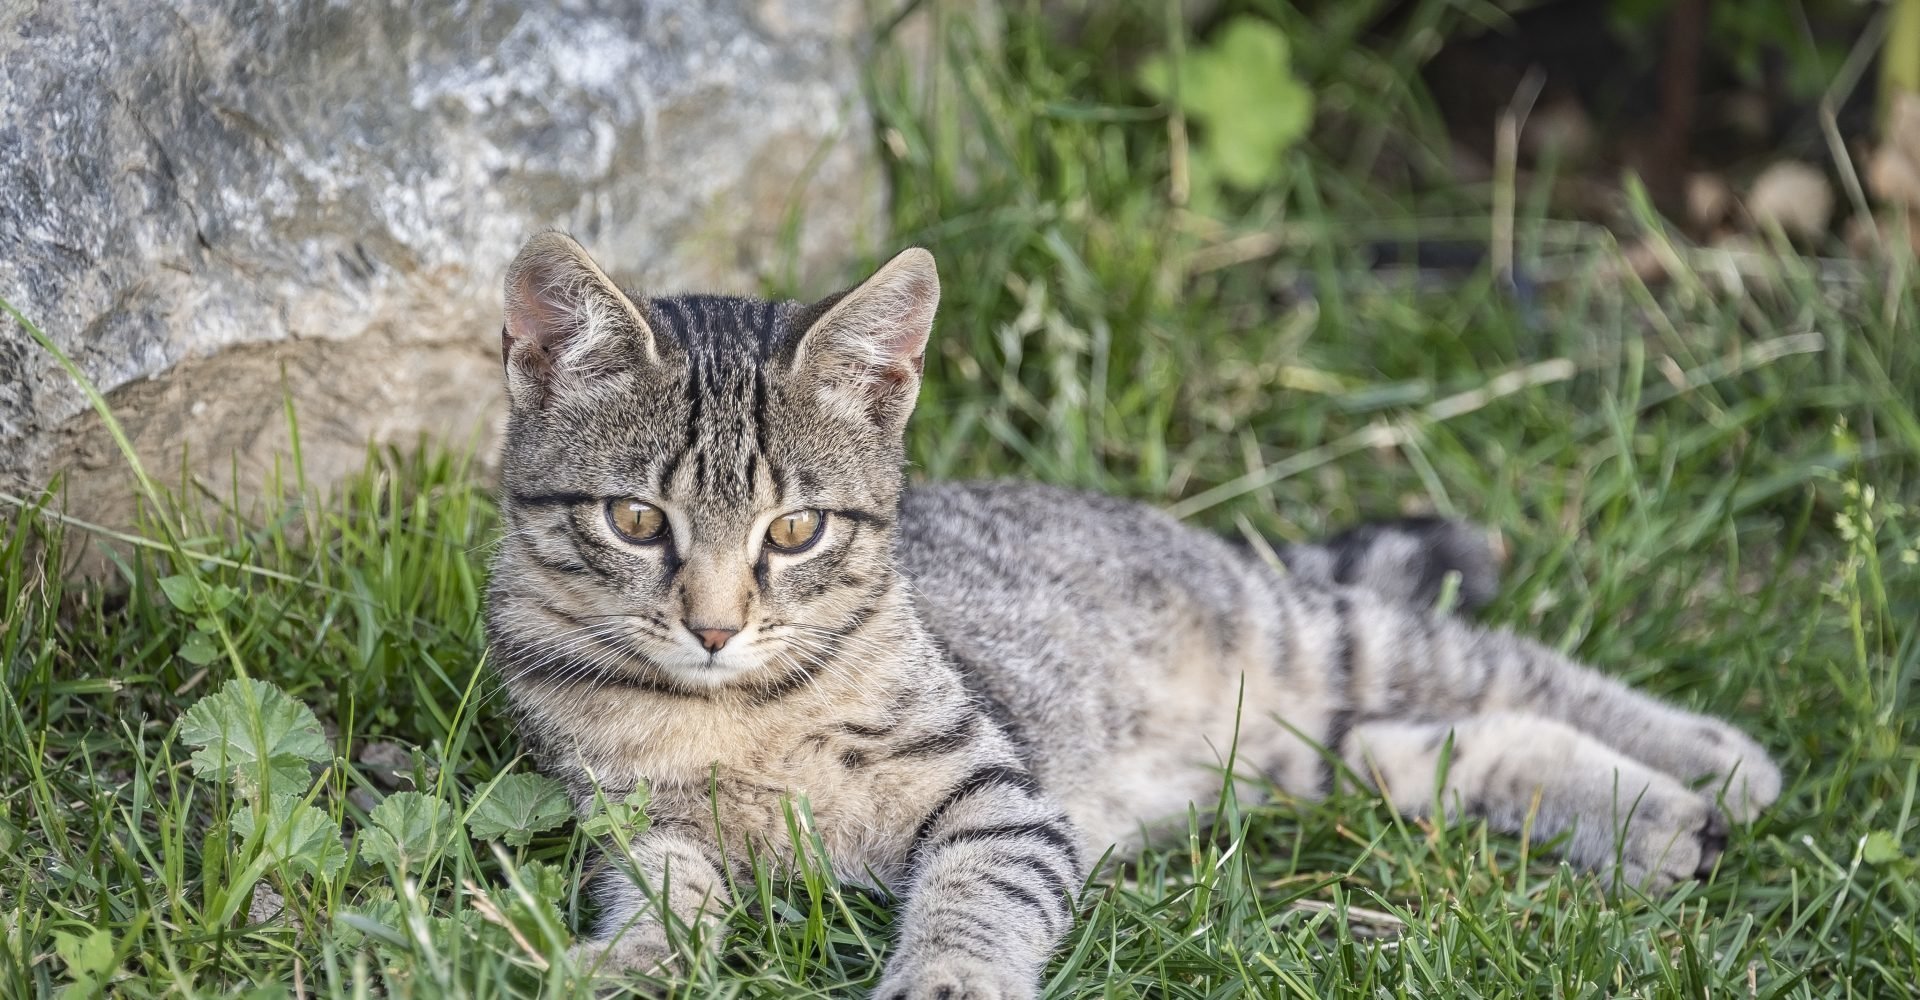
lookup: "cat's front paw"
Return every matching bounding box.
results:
[874,953,1037,1000]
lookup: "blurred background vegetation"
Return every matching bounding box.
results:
[873,0,1919,523]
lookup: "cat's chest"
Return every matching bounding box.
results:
[574,700,882,804]
[556,690,962,879]
[642,735,934,883]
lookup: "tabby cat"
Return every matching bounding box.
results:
[485,233,1781,999]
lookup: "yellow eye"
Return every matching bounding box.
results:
[606,499,667,544]
[766,510,824,552]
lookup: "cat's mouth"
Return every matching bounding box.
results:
[545,613,808,695]
[632,629,776,691]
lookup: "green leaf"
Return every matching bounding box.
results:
[1137,58,1170,103]
[579,786,651,840]
[360,791,448,873]
[158,574,202,613]
[332,893,402,951]
[178,630,220,666]
[1864,829,1905,865]
[203,583,238,613]
[179,678,329,797]
[234,795,348,880]
[467,772,572,847]
[428,909,491,953]
[518,859,569,903]
[52,927,116,998]
[1138,17,1312,195]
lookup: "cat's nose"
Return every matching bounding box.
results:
[690,626,739,653]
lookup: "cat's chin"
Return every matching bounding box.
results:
[643,646,775,692]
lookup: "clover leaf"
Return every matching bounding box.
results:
[1140,17,1313,196]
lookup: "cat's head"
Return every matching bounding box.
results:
[486,232,938,695]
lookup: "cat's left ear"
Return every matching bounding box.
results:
[792,247,939,433]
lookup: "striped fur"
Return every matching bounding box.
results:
[485,235,1781,999]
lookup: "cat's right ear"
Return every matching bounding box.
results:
[501,232,658,408]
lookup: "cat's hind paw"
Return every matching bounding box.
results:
[1614,790,1732,894]
[1713,743,1781,824]
[1683,722,1781,823]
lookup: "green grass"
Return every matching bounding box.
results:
[5,2,1920,996]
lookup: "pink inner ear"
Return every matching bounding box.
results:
[877,322,929,364]
[876,273,938,364]
[505,270,575,353]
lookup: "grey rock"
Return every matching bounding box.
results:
[247,883,290,927]
[357,739,413,789]
[347,786,385,817]
[0,0,884,530]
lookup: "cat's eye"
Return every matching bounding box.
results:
[606,499,668,544]
[766,510,824,552]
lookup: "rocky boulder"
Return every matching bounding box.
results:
[0,0,884,533]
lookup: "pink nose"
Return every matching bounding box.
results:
[692,627,738,653]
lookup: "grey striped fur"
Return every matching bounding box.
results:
[485,234,1781,999]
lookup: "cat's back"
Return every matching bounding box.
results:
[897,481,1254,627]
[896,481,1286,832]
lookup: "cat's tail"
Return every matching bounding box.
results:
[1273,517,1504,614]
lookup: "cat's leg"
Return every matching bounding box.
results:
[1345,713,1731,890]
[876,766,1083,1000]
[570,823,731,979]
[1286,582,1781,822]
[1277,517,1503,613]
[1478,635,1782,822]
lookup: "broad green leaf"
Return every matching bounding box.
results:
[580,786,651,840]
[332,894,403,951]
[179,678,329,797]
[360,791,448,873]
[178,630,220,666]
[234,795,348,880]
[1138,17,1312,194]
[203,583,238,613]
[518,858,569,903]
[52,928,116,998]
[157,574,202,612]
[1864,829,1905,865]
[429,909,492,954]
[467,772,572,847]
